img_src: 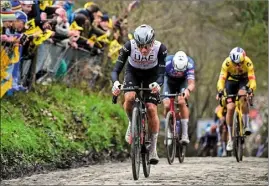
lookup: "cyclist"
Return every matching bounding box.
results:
[111,24,168,165]
[217,47,256,151]
[214,103,228,156]
[162,51,195,145]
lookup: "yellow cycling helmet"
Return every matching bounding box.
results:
[84,2,96,9]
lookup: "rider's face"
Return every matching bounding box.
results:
[138,42,153,56]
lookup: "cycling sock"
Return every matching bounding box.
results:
[216,127,221,142]
[151,133,158,152]
[243,114,250,128]
[181,119,189,136]
[227,126,232,141]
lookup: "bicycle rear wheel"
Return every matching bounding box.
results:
[165,111,176,164]
[141,115,150,178]
[131,107,141,180]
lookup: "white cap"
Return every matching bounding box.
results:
[20,1,35,5]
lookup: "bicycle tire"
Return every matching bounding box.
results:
[141,114,150,178]
[165,111,176,164]
[233,111,240,162]
[177,120,186,163]
[239,137,243,161]
[178,143,186,163]
[131,107,141,180]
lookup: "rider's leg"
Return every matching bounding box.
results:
[178,95,190,144]
[163,98,170,117]
[162,76,171,118]
[124,92,136,120]
[225,80,238,151]
[124,92,136,143]
[221,123,227,156]
[122,71,138,143]
[163,98,172,145]
[238,88,251,135]
[146,102,160,164]
[162,78,173,145]
[226,101,235,151]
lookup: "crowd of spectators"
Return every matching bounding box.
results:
[1,0,138,97]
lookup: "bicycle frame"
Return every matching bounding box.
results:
[132,88,148,145]
[161,93,187,164]
[164,93,184,132]
[112,84,155,180]
[235,96,244,137]
[226,94,247,137]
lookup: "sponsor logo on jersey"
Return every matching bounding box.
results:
[134,53,154,61]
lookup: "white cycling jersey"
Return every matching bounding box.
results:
[128,39,161,70]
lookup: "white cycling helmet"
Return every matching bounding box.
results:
[172,51,188,71]
[229,47,246,64]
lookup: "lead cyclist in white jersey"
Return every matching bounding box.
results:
[111,24,168,165]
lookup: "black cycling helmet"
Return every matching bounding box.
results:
[133,24,155,46]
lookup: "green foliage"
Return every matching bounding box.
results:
[231,1,268,92]
[1,84,128,167]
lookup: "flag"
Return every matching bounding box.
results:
[32,29,53,45]
[108,39,122,63]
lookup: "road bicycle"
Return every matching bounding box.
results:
[160,93,187,164]
[112,84,159,180]
[220,91,253,162]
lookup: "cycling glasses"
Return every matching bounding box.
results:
[137,43,152,49]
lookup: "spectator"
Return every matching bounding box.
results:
[19,0,34,15]
[53,0,74,23]
[11,0,22,11]
[1,1,17,35]
[99,13,110,32]
[1,1,21,97]
[1,0,137,97]
[14,10,28,33]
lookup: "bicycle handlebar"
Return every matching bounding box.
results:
[112,86,155,104]
[160,93,184,98]
[160,93,189,107]
[219,94,253,107]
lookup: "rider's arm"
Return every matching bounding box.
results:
[217,58,229,92]
[155,44,168,86]
[245,57,257,91]
[111,41,131,83]
[186,57,195,92]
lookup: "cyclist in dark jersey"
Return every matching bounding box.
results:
[111,24,168,165]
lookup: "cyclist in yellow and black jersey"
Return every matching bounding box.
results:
[217,47,256,151]
[214,103,228,156]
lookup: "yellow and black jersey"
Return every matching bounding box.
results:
[217,56,256,92]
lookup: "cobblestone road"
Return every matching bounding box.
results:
[2,157,268,185]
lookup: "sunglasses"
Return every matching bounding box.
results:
[233,62,243,66]
[137,43,152,49]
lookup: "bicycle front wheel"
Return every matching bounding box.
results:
[141,114,150,178]
[177,120,186,163]
[131,107,141,180]
[178,144,186,163]
[233,111,240,162]
[165,111,176,164]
